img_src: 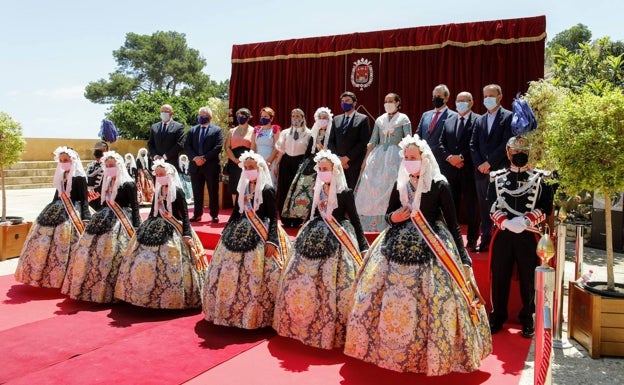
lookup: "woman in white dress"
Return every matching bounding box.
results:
[355,93,411,232]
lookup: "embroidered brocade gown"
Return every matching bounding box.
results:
[273,189,369,349]
[202,185,292,329]
[281,137,315,223]
[354,112,411,232]
[115,187,205,309]
[136,157,154,204]
[344,180,492,375]
[15,176,91,288]
[61,182,141,303]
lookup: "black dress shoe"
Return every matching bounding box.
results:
[189,216,202,222]
[521,325,535,338]
[211,217,219,223]
[490,323,503,334]
[466,242,477,249]
[476,245,489,253]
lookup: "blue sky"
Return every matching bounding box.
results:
[2,0,623,139]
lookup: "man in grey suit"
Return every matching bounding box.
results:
[415,84,456,164]
[439,91,481,250]
[148,104,185,172]
[184,106,223,223]
[327,91,370,189]
[470,84,513,252]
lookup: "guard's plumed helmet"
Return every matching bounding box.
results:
[507,135,531,151]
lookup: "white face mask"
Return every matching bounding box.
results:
[316,119,329,128]
[384,102,397,114]
[456,101,470,114]
[317,170,333,184]
[59,162,72,171]
[156,176,169,186]
[402,160,422,175]
[105,167,118,177]
[160,112,171,121]
[243,169,258,181]
[483,96,498,111]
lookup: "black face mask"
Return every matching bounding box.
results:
[94,149,104,158]
[432,97,445,109]
[511,152,529,167]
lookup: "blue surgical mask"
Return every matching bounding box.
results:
[237,116,249,125]
[198,116,210,125]
[260,117,271,125]
[341,102,354,112]
[456,101,470,114]
[160,112,171,121]
[292,118,303,127]
[483,97,498,111]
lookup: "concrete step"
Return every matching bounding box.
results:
[2,160,92,190]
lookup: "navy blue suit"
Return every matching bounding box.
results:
[416,107,456,164]
[469,107,513,247]
[327,111,370,189]
[184,123,224,219]
[439,111,481,245]
[148,119,185,171]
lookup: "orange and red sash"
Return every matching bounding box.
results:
[320,212,363,266]
[107,200,135,238]
[159,205,208,270]
[410,210,481,325]
[60,191,85,236]
[244,197,286,269]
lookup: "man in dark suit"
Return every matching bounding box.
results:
[439,91,481,250]
[415,84,456,164]
[327,91,370,189]
[148,104,185,172]
[184,106,224,223]
[470,84,513,252]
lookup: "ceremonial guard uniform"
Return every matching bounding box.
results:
[487,135,553,338]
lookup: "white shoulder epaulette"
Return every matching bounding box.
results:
[489,168,506,182]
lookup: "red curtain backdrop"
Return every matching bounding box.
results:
[229,15,545,129]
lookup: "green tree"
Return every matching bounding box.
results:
[551,37,624,93]
[543,89,624,291]
[547,23,592,53]
[85,30,229,139]
[0,112,26,221]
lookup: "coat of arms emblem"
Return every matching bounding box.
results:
[350,58,373,91]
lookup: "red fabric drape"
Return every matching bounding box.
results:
[229,15,545,129]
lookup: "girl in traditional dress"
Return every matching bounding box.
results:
[178,153,194,203]
[344,135,491,375]
[115,160,207,309]
[135,147,154,204]
[202,150,291,329]
[124,153,138,181]
[62,151,141,303]
[273,149,369,349]
[15,147,91,288]
[280,107,333,225]
[355,93,411,232]
[274,108,312,228]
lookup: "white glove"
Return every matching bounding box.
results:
[502,217,526,233]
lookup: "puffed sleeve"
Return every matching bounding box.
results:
[341,189,369,251]
[438,180,471,266]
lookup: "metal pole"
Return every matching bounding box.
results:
[574,225,584,281]
[534,264,555,385]
[553,223,572,349]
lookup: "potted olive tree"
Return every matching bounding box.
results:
[0,112,28,260]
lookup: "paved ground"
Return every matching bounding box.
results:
[1,188,623,384]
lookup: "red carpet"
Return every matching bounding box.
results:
[1,218,530,384]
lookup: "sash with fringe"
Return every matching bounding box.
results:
[320,212,362,266]
[159,205,208,270]
[243,195,286,269]
[107,200,135,238]
[60,191,85,236]
[410,210,481,325]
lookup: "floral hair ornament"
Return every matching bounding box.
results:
[236,150,272,213]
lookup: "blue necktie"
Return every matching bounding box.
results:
[342,116,350,134]
[456,117,465,139]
